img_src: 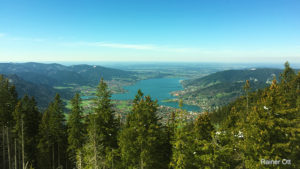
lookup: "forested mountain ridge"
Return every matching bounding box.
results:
[182,68,283,87]
[4,74,57,108]
[0,62,136,86]
[179,68,289,110]
[0,62,137,109]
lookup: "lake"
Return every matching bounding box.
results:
[111,78,201,112]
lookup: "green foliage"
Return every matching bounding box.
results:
[170,112,217,169]
[13,95,41,168]
[4,74,57,109]
[213,62,300,168]
[37,93,67,169]
[0,75,18,169]
[119,90,170,169]
[184,68,282,87]
[82,113,105,169]
[0,75,18,127]
[82,78,119,168]
[181,68,283,110]
[37,105,52,169]
[67,93,85,167]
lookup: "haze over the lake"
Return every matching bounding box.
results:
[0,0,299,63]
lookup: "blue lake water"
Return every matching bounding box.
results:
[111,78,201,112]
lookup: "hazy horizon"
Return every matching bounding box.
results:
[2,60,300,69]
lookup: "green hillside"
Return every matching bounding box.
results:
[4,74,56,108]
[179,68,286,110]
[0,62,136,86]
[3,74,75,109]
[183,68,283,87]
[0,63,138,109]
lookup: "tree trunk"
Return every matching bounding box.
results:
[14,138,17,169]
[2,126,6,169]
[93,118,98,169]
[18,143,21,169]
[57,143,60,168]
[52,145,55,169]
[7,127,11,169]
[22,119,24,169]
[65,157,68,169]
[78,150,82,169]
[140,143,143,169]
[140,156,143,169]
[246,95,249,114]
[112,148,114,169]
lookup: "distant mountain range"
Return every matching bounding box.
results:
[180,68,293,110]
[0,62,137,109]
[0,62,136,86]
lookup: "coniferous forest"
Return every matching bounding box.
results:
[0,62,299,169]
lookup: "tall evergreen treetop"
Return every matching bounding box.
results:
[67,93,85,166]
[95,78,113,112]
[49,94,65,142]
[119,90,168,169]
[0,75,18,127]
[82,78,119,169]
[280,61,296,84]
[94,78,118,148]
[37,93,66,169]
[13,95,41,168]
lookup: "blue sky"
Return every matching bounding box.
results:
[0,0,300,63]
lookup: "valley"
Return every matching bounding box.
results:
[1,62,291,116]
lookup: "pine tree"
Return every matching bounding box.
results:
[279,61,297,108]
[83,112,104,169]
[239,64,300,168]
[94,78,118,151]
[50,94,66,169]
[280,61,296,84]
[192,112,215,168]
[13,95,41,168]
[170,120,195,169]
[119,90,168,169]
[82,78,119,168]
[37,106,52,169]
[37,93,67,169]
[209,63,300,168]
[67,93,85,168]
[244,80,250,115]
[0,75,18,169]
[169,100,194,169]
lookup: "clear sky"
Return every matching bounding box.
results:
[0,0,299,63]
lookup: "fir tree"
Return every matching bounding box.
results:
[244,80,250,115]
[0,75,18,169]
[13,95,41,168]
[170,101,194,169]
[240,64,299,168]
[193,113,218,168]
[37,105,52,169]
[67,93,85,168]
[119,90,168,169]
[82,78,119,168]
[37,94,67,169]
